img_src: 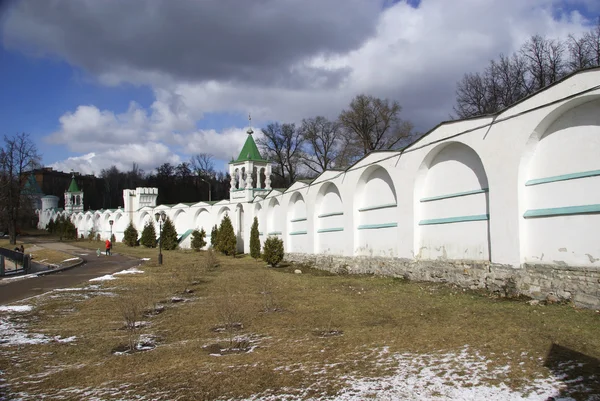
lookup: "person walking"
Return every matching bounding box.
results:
[105,239,111,256]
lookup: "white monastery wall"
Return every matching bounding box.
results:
[36,69,600,308]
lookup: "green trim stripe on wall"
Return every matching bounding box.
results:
[317,212,344,218]
[358,203,397,212]
[267,231,282,235]
[289,230,307,235]
[419,214,489,226]
[420,188,488,203]
[525,169,600,186]
[357,223,398,230]
[290,217,307,222]
[523,204,600,219]
[317,227,344,233]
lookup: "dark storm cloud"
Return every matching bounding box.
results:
[2,0,381,88]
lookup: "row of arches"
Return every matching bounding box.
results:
[251,96,600,265]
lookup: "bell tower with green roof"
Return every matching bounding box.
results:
[65,173,84,214]
[229,115,272,202]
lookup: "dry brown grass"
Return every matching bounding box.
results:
[0,245,599,400]
[0,238,76,266]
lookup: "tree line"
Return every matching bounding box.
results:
[257,93,415,187]
[454,18,600,118]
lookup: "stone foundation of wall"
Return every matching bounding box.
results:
[285,253,600,309]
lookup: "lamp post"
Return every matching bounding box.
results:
[200,177,212,202]
[154,211,166,265]
[109,219,114,255]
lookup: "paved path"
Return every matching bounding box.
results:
[0,239,143,305]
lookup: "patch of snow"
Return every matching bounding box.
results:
[1,274,37,282]
[140,258,151,261]
[0,318,49,346]
[61,257,79,262]
[239,347,570,401]
[89,274,116,282]
[0,305,32,313]
[54,336,76,343]
[114,267,144,275]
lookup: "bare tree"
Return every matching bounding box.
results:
[190,153,215,179]
[0,133,41,244]
[299,116,342,175]
[454,28,592,119]
[454,72,492,118]
[583,17,600,67]
[257,123,304,186]
[339,94,413,158]
[568,34,591,71]
[520,34,567,91]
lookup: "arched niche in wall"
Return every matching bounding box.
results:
[287,192,309,253]
[138,212,151,232]
[85,214,93,236]
[519,96,600,267]
[235,203,245,253]
[173,209,188,235]
[415,141,490,261]
[354,166,398,257]
[217,206,231,225]
[253,203,265,240]
[112,213,122,240]
[194,208,211,233]
[314,182,345,255]
[267,198,282,237]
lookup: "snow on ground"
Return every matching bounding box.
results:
[89,274,116,282]
[0,274,37,283]
[113,267,144,275]
[140,258,151,261]
[89,267,144,282]
[0,305,76,347]
[241,347,575,401]
[0,306,32,313]
[61,258,79,263]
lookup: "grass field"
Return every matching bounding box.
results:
[0,242,599,400]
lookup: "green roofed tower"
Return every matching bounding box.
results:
[229,114,272,202]
[65,173,84,214]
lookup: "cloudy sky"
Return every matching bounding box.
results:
[0,0,598,176]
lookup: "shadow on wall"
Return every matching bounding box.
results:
[544,343,600,400]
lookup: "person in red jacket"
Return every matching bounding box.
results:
[105,239,111,256]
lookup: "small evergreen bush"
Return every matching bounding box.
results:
[123,221,139,247]
[140,221,157,248]
[160,216,179,250]
[217,214,236,256]
[191,228,207,251]
[263,236,284,267]
[210,224,219,248]
[250,216,261,259]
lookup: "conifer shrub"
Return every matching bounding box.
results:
[263,236,284,267]
[140,221,157,248]
[160,216,179,250]
[250,216,261,260]
[217,214,236,256]
[191,228,207,251]
[123,222,139,247]
[50,215,77,240]
[46,219,56,234]
[210,224,219,248]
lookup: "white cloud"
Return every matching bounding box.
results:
[9,0,596,174]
